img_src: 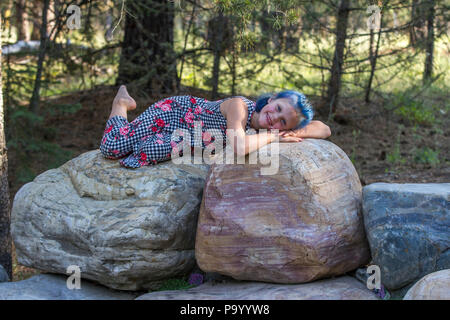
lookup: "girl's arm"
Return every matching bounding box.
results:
[281,120,331,139]
[222,98,302,156]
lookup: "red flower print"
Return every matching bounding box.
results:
[155,100,173,111]
[185,112,194,124]
[151,126,158,132]
[160,104,171,112]
[190,97,197,104]
[155,118,165,127]
[140,152,147,162]
[104,124,113,135]
[119,126,130,136]
[194,106,202,114]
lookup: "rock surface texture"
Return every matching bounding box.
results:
[136,276,378,300]
[11,150,209,290]
[403,269,450,300]
[363,183,450,290]
[0,274,138,300]
[195,139,370,283]
[0,265,9,282]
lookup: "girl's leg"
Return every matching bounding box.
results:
[119,134,174,168]
[100,86,138,159]
[108,85,136,120]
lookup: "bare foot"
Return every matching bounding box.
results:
[113,85,136,111]
[109,85,136,120]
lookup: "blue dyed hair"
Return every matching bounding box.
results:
[255,90,314,129]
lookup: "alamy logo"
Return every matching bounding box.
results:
[366,265,381,290]
[169,123,280,175]
[67,5,81,30]
[66,265,81,290]
[367,5,381,30]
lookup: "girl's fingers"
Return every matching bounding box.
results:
[279,136,303,142]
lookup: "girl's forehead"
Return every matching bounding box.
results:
[274,96,298,107]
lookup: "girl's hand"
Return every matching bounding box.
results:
[277,131,303,143]
[280,130,299,138]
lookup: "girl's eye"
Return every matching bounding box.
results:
[277,106,282,112]
[282,120,286,126]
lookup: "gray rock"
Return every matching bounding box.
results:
[136,276,379,300]
[11,150,209,291]
[0,265,9,282]
[403,269,450,300]
[0,274,139,300]
[363,183,450,290]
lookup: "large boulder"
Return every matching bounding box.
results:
[403,269,450,300]
[195,139,371,283]
[363,183,450,290]
[11,150,209,291]
[136,276,379,300]
[0,274,139,300]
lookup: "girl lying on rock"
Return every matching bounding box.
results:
[99,85,331,167]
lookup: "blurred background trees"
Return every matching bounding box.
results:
[0,0,448,184]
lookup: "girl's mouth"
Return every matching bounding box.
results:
[266,113,273,127]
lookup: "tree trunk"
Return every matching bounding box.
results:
[207,12,233,99]
[29,0,50,114]
[0,15,13,281]
[30,0,43,40]
[15,0,29,41]
[423,0,435,83]
[365,3,385,103]
[116,0,178,95]
[410,0,427,48]
[324,0,350,115]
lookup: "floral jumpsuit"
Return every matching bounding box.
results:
[99,95,256,168]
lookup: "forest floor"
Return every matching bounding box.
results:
[8,84,450,281]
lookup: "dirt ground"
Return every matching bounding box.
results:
[7,84,450,281]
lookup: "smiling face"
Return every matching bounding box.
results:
[255,97,304,130]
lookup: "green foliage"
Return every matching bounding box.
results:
[45,103,83,116]
[413,147,440,166]
[386,125,406,165]
[391,91,437,126]
[6,106,73,184]
[155,277,195,292]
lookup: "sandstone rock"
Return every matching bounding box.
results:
[195,139,370,283]
[0,274,138,300]
[363,183,450,290]
[403,269,450,300]
[136,276,378,300]
[11,150,209,291]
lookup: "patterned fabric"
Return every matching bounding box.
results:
[100,95,256,168]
